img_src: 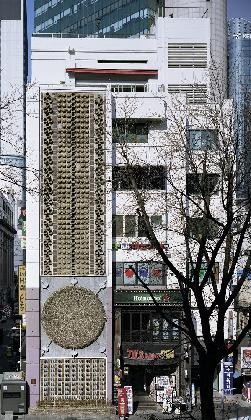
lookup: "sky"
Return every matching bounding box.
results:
[228,0,251,20]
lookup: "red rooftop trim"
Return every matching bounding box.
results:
[66,68,158,75]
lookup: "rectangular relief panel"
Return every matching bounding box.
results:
[40,358,106,402]
[40,92,106,276]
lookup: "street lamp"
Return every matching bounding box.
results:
[11,322,22,371]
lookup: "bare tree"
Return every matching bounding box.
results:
[112,86,251,420]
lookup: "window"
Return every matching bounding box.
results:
[188,129,218,150]
[112,215,123,237]
[113,120,148,143]
[189,262,219,283]
[187,217,220,240]
[113,166,166,190]
[112,215,163,237]
[186,173,220,195]
[121,311,180,343]
[113,261,166,286]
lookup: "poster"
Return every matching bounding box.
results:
[124,385,133,415]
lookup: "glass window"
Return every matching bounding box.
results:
[141,313,151,341]
[112,215,123,237]
[121,312,130,341]
[115,262,123,285]
[151,215,162,227]
[131,313,140,341]
[138,262,150,283]
[113,166,165,190]
[125,215,136,237]
[187,217,220,240]
[188,130,218,150]
[186,173,219,195]
[152,317,160,341]
[149,262,164,285]
[114,262,166,286]
[124,263,136,285]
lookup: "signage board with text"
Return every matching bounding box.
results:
[114,290,183,305]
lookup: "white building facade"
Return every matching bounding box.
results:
[27,15,233,407]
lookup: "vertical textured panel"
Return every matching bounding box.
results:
[41,92,106,276]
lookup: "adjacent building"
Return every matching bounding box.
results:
[0,0,27,280]
[0,193,16,306]
[34,0,159,37]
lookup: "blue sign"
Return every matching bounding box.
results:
[223,364,233,395]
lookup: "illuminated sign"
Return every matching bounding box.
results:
[127,348,175,360]
[114,290,182,305]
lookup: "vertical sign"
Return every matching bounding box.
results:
[124,385,133,415]
[18,265,26,315]
[223,364,233,395]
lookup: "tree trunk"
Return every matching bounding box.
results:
[199,357,217,420]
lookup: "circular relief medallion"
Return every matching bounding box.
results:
[41,286,106,349]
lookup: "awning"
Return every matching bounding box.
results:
[66,68,158,75]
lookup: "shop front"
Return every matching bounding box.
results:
[114,290,185,406]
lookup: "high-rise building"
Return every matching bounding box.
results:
[0,193,16,307]
[34,0,159,37]
[228,18,251,150]
[0,0,27,274]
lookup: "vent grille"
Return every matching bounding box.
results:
[168,84,207,104]
[168,43,207,68]
[41,92,106,276]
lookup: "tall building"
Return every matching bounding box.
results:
[228,17,251,386]
[26,10,234,407]
[0,0,27,276]
[34,0,159,37]
[0,193,16,306]
[228,18,251,158]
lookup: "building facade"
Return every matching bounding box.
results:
[0,0,27,277]
[34,0,159,37]
[0,192,16,306]
[26,11,236,407]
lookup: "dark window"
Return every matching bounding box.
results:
[121,311,180,343]
[189,262,219,283]
[113,120,148,143]
[114,262,166,286]
[187,217,219,240]
[113,166,166,190]
[125,215,136,237]
[188,129,218,150]
[112,215,123,236]
[186,173,219,195]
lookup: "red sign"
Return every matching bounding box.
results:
[118,388,128,417]
[127,348,174,360]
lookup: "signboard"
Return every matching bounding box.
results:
[117,388,128,418]
[223,364,233,395]
[114,290,182,305]
[18,265,26,315]
[124,386,133,415]
[127,348,175,360]
[113,241,167,251]
[241,347,251,369]
[0,154,25,168]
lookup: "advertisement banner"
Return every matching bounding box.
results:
[223,364,233,395]
[241,347,251,369]
[117,388,128,418]
[18,265,26,315]
[124,385,133,415]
